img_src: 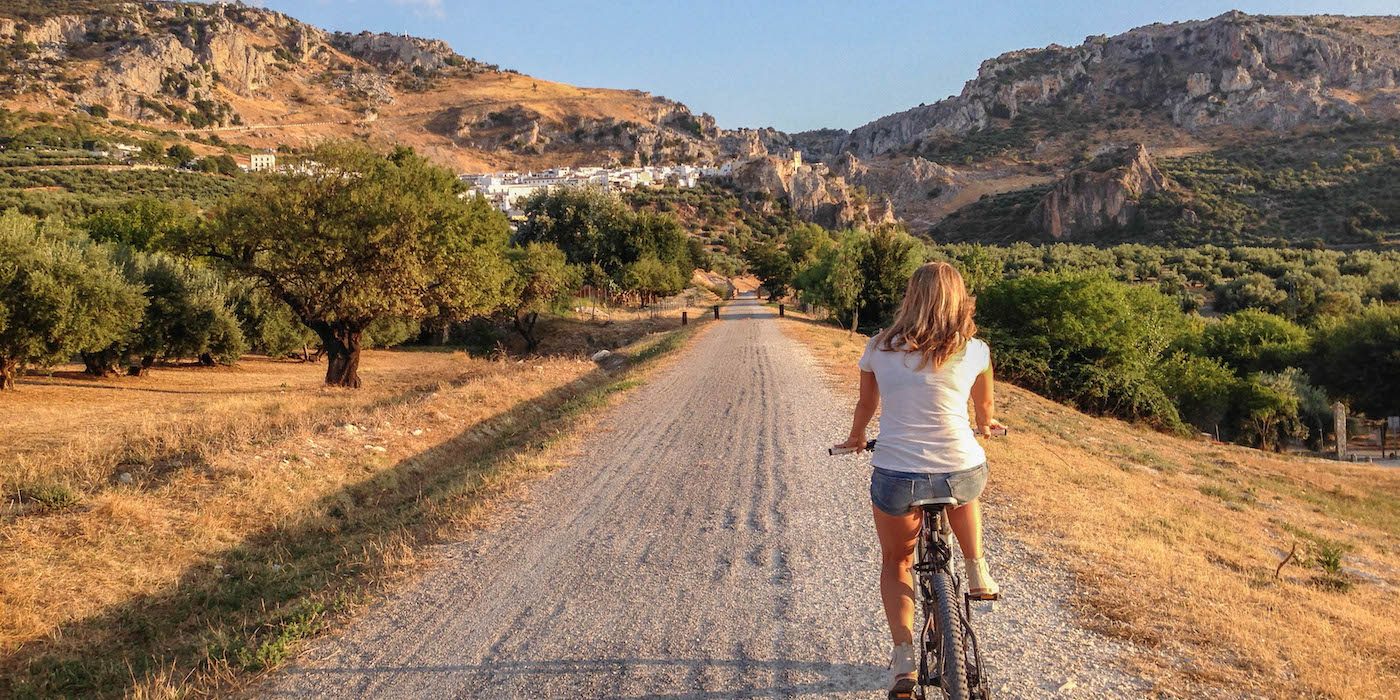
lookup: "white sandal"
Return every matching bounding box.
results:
[887,642,916,699]
[966,556,1000,599]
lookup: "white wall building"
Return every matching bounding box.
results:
[249,152,276,171]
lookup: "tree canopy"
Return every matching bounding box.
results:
[515,186,695,297]
[504,242,579,352]
[1310,305,1400,418]
[185,143,513,387]
[977,273,1187,427]
[0,211,145,389]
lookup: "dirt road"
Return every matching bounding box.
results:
[262,295,1146,698]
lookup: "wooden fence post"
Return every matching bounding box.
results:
[1333,402,1347,460]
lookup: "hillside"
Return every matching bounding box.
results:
[0,0,728,172]
[930,121,1400,245]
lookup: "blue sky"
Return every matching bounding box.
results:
[247,1,1399,132]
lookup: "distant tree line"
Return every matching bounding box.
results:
[765,230,1399,452]
[0,147,719,390]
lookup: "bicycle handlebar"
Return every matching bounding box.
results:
[828,439,876,456]
[828,427,1008,456]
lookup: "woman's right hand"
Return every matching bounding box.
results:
[833,436,868,453]
[978,418,1008,438]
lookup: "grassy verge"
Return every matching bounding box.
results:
[776,309,1400,698]
[1,314,713,698]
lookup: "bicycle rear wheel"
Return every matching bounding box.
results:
[929,568,970,700]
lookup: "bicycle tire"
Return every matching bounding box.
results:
[930,569,970,700]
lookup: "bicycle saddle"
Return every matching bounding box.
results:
[910,496,960,507]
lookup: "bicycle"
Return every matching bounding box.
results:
[830,432,1004,700]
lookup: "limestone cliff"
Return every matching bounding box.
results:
[1029,144,1173,238]
[803,11,1400,160]
[731,154,882,229]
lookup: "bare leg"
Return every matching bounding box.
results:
[948,499,984,560]
[873,504,922,645]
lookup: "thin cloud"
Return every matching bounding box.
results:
[392,0,445,19]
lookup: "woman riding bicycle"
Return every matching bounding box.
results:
[832,261,1004,698]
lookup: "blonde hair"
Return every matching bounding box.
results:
[874,262,976,371]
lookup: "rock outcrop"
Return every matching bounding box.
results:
[732,153,881,229]
[1029,144,1172,238]
[330,32,457,72]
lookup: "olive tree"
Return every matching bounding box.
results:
[229,283,316,359]
[504,242,580,353]
[1310,305,1400,449]
[82,250,246,376]
[795,230,865,333]
[516,187,692,298]
[187,143,513,387]
[0,212,145,390]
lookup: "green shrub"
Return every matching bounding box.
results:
[977,273,1187,428]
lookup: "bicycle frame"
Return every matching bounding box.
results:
[912,503,990,700]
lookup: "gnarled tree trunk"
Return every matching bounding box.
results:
[313,322,365,388]
[513,311,541,354]
[127,355,156,377]
[0,356,17,390]
[81,349,124,377]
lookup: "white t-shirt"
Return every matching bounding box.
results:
[858,335,991,474]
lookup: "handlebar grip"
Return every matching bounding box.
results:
[828,438,876,456]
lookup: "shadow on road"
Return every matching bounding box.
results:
[1,354,658,697]
[270,656,883,698]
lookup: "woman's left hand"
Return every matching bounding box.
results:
[833,436,868,453]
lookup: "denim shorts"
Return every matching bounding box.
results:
[870,463,989,516]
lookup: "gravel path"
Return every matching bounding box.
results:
[261,295,1149,699]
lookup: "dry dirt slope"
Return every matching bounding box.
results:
[780,313,1400,698]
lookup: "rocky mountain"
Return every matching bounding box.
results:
[728,152,894,229]
[0,1,891,228]
[800,11,1400,161]
[785,11,1400,233]
[0,1,737,172]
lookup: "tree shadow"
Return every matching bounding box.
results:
[2,358,642,698]
[269,657,883,699]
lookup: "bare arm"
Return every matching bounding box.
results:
[834,370,879,451]
[971,364,1007,438]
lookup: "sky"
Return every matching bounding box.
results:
[243,0,1399,132]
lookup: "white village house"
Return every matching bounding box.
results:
[248,152,276,172]
[458,158,759,217]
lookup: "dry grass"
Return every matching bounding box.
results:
[778,311,1400,699]
[0,310,714,698]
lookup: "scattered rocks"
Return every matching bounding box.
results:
[332,72,396,105]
